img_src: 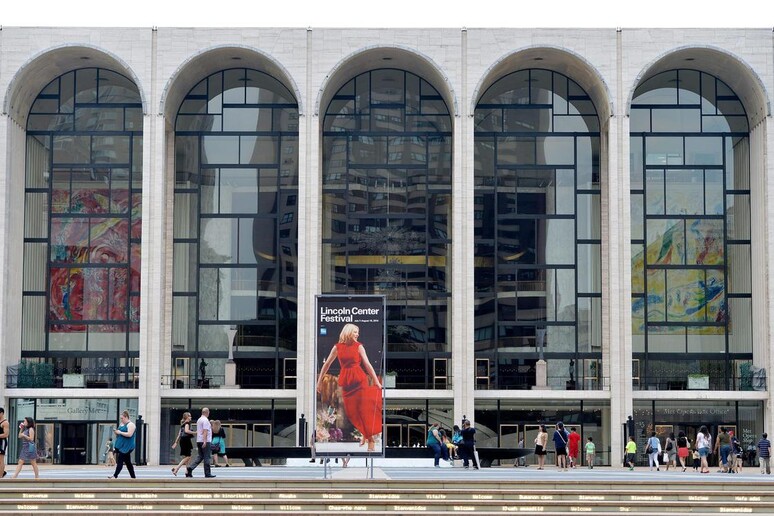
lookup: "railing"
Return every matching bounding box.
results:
[6,368,138,389]
[161,375,226,389]
[634,375,761,391]
[475,375,610,391]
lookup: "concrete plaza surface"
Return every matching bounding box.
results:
[5,462,773,482]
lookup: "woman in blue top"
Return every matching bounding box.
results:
[552,422,569,471]
[647,431,662,471]
[109,410,136,479]
[426,423,446,467]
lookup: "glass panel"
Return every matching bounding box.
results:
[632,71,677,105]
[645,169,664,215]
[665,169,702,215]
[704,169,724,215]
[652,108,700,132]
[578,244,601,293]
[646,136,683,166]
[577,194,600,240]
[726,195,750,240]
[727,244,751,294]
[201,136,239,164]
[685,219,723,265]
[685,137,722,165]
[646,219,684,265]
[631,194,643,240]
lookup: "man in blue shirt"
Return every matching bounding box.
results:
[758,433,771,475]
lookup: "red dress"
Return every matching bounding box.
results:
[336,342,383,439]
[568,431,581,458]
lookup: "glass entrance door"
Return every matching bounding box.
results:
[61,423,87,465]
[499,424,519,466]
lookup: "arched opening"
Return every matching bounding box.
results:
[171,68,300,390]
[321,68,453,389]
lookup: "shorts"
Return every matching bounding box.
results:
[0,438,7,455]
[699,447,710,457]
[556,447,567,456]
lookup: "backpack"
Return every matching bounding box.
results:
[452,431,463,445]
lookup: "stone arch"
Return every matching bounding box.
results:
[472,45,612,122]
[160,45,303,121]
[628,45,770,126]
[316,45,458,119]
[4,44,146,126]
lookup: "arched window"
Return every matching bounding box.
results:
[173,68,299,388]
[322,69,452,388]
[22,68,143,384]
[474,69,602,390]
[630,70,751,390]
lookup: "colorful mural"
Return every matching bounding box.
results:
[632,218,726,334]
[48,188,140,332]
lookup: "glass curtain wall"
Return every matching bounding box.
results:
[173,69,299,388]
[474,70,602,390]
[630,70,752,390]
[21,68,143,388]
[322,69,453,389]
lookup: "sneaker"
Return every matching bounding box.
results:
[629,466,634,471]
[185,468,193,478]
[205,474,216,478]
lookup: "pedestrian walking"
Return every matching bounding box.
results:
[171,412,194,476]
[646,431,661,471]
[585,437,595,469]
[567,427,581,468]
[714,427,731,473]
[11,417,39,479]
[696,425,712,474]
[104,437,116,467]
[108,410,136,479]
[758,433,771,475]
[0,407,9,479]
[676,431,690,472]
[625,436,637,471]
[730,432,742,474]
[186,407,215,478]
[664,432,677,471]
[212,420,231,467]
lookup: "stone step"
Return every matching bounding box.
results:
[1,479,772,514]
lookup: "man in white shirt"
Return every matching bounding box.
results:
[186,407,215,478]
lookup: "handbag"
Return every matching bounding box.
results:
[662,452,669,462]
[645,444,653,454]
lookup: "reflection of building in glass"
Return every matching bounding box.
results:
[0,28,771,467]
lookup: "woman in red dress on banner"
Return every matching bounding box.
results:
[317,323,383,451]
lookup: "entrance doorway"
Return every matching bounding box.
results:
[655,423,736,468]
[61,423,87,465]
